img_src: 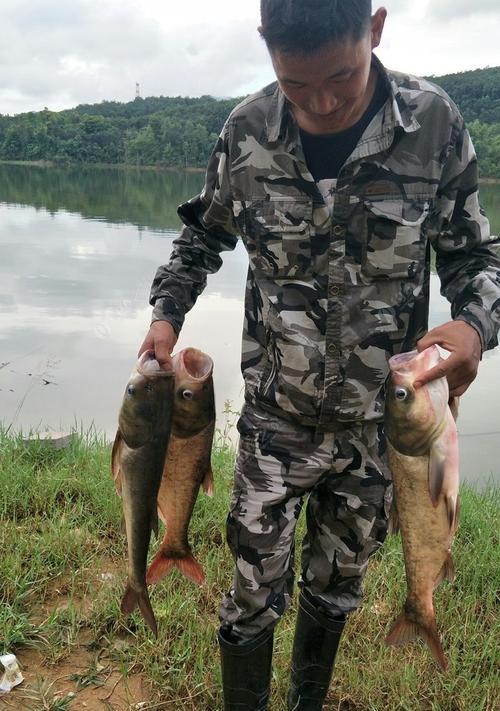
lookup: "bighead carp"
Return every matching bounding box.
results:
[147,347,215,587]
[385,345,459,671]
[112,350,175,635]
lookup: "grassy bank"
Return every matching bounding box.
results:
[0,430,498,710]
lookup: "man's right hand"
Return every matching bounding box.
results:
[138,320,178,371]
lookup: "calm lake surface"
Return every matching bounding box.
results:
[0,164,499,485]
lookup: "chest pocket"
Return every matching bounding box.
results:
[362,197,430,280]
[243,198,313,278]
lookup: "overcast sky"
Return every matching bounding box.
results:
[1,0,499,116]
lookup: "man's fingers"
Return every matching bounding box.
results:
[413,362,450,389]
[154,341,174,370]
[138,337,153,358]
[449,383,469,398]
[415,334,435,352]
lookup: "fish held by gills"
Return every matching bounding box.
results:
[147,347,215,587]
[384,345,459,672]
[111,350,175,636]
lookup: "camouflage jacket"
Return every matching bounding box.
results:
[150,56,500,428]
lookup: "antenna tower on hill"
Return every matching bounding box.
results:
[136,82,140,98]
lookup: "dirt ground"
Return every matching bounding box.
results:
[0,569,158,711]
[0,642,154,711]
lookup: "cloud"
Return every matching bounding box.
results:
[0,0,270,115]
[428,0,500,20]
[0,0,499,116]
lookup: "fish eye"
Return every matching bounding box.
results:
[126,384,135,396]
[182,389,194,400]
[395,387,408,401]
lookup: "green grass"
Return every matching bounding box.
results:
[0,428,498,710]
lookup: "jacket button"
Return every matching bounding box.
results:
[327,344,338,355]
[329,285,340,297]
[332,225,346,237]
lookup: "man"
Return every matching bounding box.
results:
[140,1,500,709]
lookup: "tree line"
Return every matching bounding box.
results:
[0,67,499,177]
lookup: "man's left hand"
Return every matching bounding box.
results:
[413,320,482,397]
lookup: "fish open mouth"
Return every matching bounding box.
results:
[137,350,174,377]
[180,348,213,380]
[389,345,440,375]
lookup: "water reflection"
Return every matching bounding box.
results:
[0,164,499,485]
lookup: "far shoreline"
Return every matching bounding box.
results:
[0,159,498,183]
[0,159,206,173]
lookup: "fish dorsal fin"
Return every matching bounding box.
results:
[428,440,446,507]
[202,466,214,497]
[111,428,124,495]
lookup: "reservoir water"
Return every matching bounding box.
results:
[0,164,499,485]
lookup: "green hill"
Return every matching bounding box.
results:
[429,67,500,125]
[0,66,499,177]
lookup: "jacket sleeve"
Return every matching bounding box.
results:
[149,122,238,333]
[428,118,500,352]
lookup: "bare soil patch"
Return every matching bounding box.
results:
[0,642,155,711]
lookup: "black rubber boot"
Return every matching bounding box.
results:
[218,626,274,710]
[287,591,346,710]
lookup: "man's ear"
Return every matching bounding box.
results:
[257,25,264,37]
[370,7,387,50]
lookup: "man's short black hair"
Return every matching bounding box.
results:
[260,0,372,54]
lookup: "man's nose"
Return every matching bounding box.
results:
[309,91,338,116]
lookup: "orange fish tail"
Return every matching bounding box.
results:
[147,549,205,587]
[385,607,448,672]
[120,583,158,637]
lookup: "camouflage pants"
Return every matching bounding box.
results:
[219,402,392,640]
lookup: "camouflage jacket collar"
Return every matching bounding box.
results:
[264,53,421,149]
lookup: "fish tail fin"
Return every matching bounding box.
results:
[146,553,175,585]
[147,550,205,587]
[176,555,206,586]
[120,584,158,637]
[385,608,448,672]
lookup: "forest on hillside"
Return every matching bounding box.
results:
[0,66,499,177]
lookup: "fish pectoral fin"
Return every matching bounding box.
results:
[202,466,214,497]
[449,396,460,422]
[445,493,459,533]
[434,551,456,588]
[151,512,160,539]
[454,495,461,534]
[111,428,124,494]
[428,441,447,507]
[387,499,400,535]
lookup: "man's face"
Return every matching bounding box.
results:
[269,9,386,135]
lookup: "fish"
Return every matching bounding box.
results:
[146,347,215,587]
[384,345,459,671]
[111,350,175,635]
